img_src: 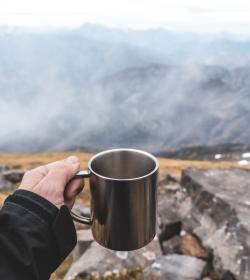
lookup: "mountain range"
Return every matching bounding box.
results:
[0,24,249,152]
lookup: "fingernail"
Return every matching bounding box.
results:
[66,156,79,164]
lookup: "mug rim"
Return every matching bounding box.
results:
[88,148,159,181]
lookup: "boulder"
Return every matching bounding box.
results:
[158,174,178,186]
[157,183,192,241]
[0,165,10,172]
[178,168,250,280]
[0,165,12,191]
[64,237,161,280]
[72,229,94,260]
[144,254,206,280]
[0,165,24,191]
[2,169,24,183]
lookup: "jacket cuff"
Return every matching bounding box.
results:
[7,189,59,225]
[6,189,77,262]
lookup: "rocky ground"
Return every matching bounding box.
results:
[0,153,250,279]
[64,168,250,280]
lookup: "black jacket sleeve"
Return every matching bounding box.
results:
[0,189,77,280]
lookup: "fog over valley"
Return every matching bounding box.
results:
[0,24,249,152]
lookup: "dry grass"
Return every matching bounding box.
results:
[0,151,249,209]
[0,152,249,180]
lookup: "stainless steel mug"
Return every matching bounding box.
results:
[71,148,159,251]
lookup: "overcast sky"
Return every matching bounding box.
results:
[0,0,250,34]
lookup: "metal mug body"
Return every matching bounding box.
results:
[72,148,158,251]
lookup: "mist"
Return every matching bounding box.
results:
[0,24,249,152]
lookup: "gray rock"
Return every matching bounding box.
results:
[144,254,206,280]
[64,237,161,280]
[72,229,94,260]
[0,166,24,191]
[164,183,182,191]
[179,168,250,280]
[0,165,10,172]
[157,184,192,242]
[158,174,178,186]
[2,169,24,183]
[162,235,182,255]
[221,271,237,280]
[0,165,13,191]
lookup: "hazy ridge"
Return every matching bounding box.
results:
[0,24,249,152]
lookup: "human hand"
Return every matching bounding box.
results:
[19,156,83,209]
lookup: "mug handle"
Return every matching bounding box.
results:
[70,170,92,225]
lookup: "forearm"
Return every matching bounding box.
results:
[0,190,76,280]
